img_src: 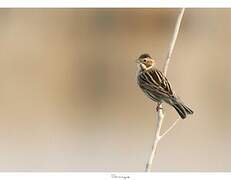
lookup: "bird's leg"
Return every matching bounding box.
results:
[156,102,163,112]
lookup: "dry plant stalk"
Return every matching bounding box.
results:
[145,8,185,172]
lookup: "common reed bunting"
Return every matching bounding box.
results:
[136,53,193,119]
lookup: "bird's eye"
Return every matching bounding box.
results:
[143,59,147,62]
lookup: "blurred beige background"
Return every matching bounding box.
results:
[0,8,230,171]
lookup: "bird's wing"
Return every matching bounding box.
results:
[138,68,174,98]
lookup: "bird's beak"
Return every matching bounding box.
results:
[135,59,140,63]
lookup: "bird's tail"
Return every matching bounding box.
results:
[171,98,193,119]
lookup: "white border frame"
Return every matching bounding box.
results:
[0,173,230,180]
[0,0,231,8]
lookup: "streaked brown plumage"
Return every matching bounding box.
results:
[136,53,193,119]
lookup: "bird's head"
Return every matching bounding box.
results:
[136,53,155,70]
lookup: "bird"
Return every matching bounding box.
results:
[136,53,193,119]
